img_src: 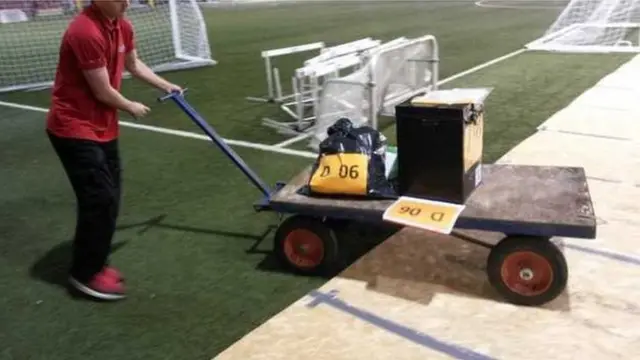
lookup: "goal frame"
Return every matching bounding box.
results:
[0,0,216,93]
[526,22,640,53]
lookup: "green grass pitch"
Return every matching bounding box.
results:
[0,1,633,359]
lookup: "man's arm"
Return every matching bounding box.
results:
[125,50,181,93]
[66,27,147,116]
[83,67,135,112]
[82,67,149,118]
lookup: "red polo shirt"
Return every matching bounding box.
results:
[47,4,135,142]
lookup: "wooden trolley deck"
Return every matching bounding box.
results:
[258,163,597,239]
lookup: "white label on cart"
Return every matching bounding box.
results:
[383,196,466,235]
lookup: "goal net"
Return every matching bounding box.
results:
[0,0,215,93]
[526,0,640,53]
[308,35,439,150]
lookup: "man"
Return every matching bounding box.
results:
[47,0,182,301]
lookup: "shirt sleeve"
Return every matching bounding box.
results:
[67,29,107,70]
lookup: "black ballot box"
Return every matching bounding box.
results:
[394,88,492,204]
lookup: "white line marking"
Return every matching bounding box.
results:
[0,100,318,159]
[0,101,46,114]
[273,132,313,148]
[438,48,526,86]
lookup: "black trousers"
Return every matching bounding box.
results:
[47,130,122,283]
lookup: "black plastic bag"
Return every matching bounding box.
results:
[300,118,396,198]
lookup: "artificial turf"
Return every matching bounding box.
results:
[0,1,633,359]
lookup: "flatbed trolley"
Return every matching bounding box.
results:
[159,91,597,307]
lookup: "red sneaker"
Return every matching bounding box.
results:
[69,270,126,301]
[103,266,124,282]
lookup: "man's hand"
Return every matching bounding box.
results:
[127,101,150,118]
[162,82,183,94]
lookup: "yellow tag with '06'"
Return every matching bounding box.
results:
[308,153,369,196]
[382,196,466,234]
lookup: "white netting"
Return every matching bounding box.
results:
[0,0,214,93]
[309,35,439,150]
[527,0,640,52]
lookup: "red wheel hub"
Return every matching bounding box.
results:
[283,229,324,269]
[500,251,554,297]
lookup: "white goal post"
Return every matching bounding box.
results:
[0,0,215,93]
[526,0,640,53]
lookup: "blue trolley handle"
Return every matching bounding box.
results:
[158,88,187,102]
[158,90,272,198]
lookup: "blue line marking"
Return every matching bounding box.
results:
[565,243,640,266]
[306,289,496,360]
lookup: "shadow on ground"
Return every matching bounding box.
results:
[29,240,129,289]
[252,222,572,312]
[28,215,573,312]
[29,214,275,290]
[253,222,398,279]
[338,228,572,312]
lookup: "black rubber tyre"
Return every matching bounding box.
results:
[487,236,568,306]
[273,215,340,276]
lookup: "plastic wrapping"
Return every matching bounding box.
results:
[300,118,396,198]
